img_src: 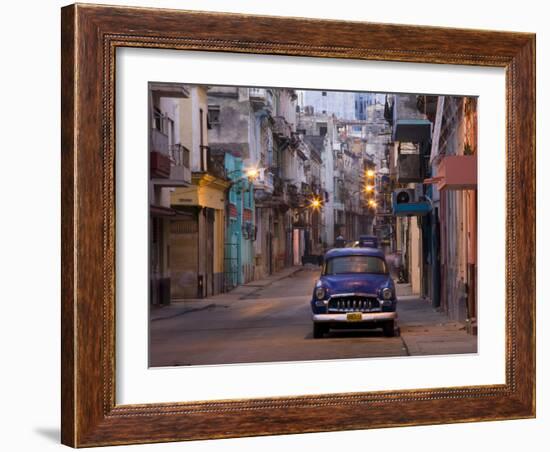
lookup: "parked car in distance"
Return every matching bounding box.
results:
[356,234,379,249]
[310,247,397,338]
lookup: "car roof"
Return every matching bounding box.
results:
[325,247,385,259]
[358,235,377,240]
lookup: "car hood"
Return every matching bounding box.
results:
[321,274,391,295]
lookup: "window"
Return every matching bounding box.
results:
[319,126,327,136]
[153,107,162,131]
[324,256,388,275]
[207,106,220,127]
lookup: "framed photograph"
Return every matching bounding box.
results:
[61,3,535,447]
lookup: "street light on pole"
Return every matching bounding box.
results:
[309,196,322,210]
[245,167,260,182]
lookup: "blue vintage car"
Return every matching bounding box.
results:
[357,234,379,249]
[311,247,397,338]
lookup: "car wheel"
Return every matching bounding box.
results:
[383,320,395,337]
[313,323,327,338]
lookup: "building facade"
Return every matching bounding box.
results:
[148,83,192,305]
[169,85,229,299]
[385,93,477,333]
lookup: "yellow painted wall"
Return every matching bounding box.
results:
[410,218,422,295]
[178,86,209,172]
[171,183,226,210]
[178,96,194,152]
[214,209,225,274]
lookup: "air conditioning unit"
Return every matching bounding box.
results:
[394,188,416,205]
[392,188,431,217]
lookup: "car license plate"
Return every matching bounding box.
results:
[347,312,362,322]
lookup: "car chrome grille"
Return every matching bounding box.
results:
[328,297,380,313]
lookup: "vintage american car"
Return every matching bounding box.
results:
[310,247,397,338]
[356,234,379,249]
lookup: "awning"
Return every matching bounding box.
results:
[392,201,432,217]
[150,205,176,217]
[424,155,477,190]
[150,205,196,218]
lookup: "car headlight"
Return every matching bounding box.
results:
[382,288,393,300]
[315,287,326,300]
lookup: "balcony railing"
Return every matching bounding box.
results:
[170,143,190,168]
[249,88,266,100]
[249,88,273,110]
[272,116,291,139]
[150,133,191,185]
[168,144,191,186]
[264,171,274,190]
[150,151,171,178]
[151,128,169,154]
[200,146,227,180]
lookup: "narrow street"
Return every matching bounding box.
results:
[150,267,476,367]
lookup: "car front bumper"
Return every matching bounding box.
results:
[312,312,397,323]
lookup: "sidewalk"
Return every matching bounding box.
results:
[150,266,303,322]
[395,283,477,356]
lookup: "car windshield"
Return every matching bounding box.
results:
[358,239,377,247]
[324,256,388,275]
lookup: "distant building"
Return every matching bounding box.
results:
[297,90,356,119]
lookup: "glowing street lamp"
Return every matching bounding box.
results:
[364,184,374,193]
[309,197,322,209]
[245,167,260,182]
[368,199,378,209]
[366,169,375,178]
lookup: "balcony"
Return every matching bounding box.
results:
[199,146,227,180]
[249,88,273,111]
[151,128,169,154]
[272,116,292,139]
[151,143,191,186]
[249,87,266,100]
[168,144,191,185]
[149,82,190,99]
[150,151,171,178]
[253,170,274,195]
[150,126,191,185]
[424,155,477,190]
[286,184,300,208]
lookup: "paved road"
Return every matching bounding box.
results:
[150,268,476,367]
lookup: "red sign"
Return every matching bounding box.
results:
[243,208,253,222]
[229,203,238,218]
